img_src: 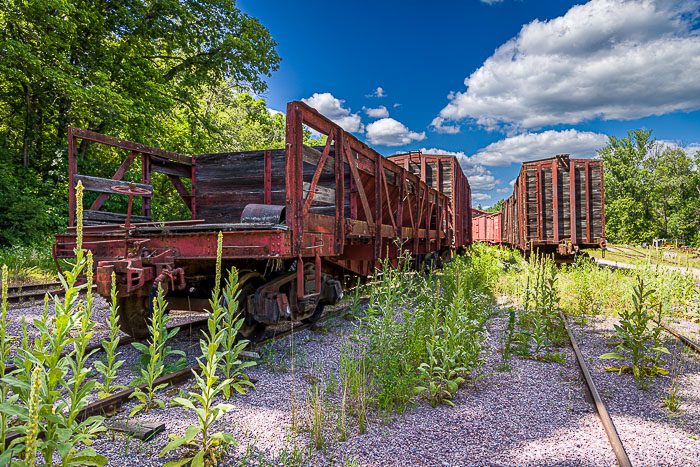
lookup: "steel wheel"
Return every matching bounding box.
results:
[116,295,151,338]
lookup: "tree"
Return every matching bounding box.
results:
[598,130,656,243]
[485,199,504,213]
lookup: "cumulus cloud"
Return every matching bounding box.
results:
[496,187,512,194]
[366,118,426,146]
[509,178,516,187]
[363,105,390,118]
[430,116,461,134]
[366,87,386,98]
[657,139,700,155]
[420,147,500,191]
[472,193,492,201]
[481,0,504,4]
[301,92,364,133]
[471,129,609,166]
[436,0,700,129]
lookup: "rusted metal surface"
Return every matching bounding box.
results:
[55,101,460,337]
[560,311,632,467]
[472,155,605,257]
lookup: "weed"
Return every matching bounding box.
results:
[129,284,171,415]
[94,271,126,398]
[306,380,326,449]
[600,276,670,382]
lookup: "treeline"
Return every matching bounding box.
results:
[0,0,285,246]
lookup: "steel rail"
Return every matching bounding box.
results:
[559,311,632,467]
[653,318,700,355]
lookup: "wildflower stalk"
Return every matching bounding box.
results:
[95,272,125,398]
[160,241,238,465]
[130,285,170,415]
[0,265,10,453]
[24,366,42,466]
[219,268,255,399]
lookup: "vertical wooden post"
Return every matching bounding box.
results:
[141,154,151,218]
[264,150,272,205]
[375,155,383,260]
[334,129,344,255]
[570,161,577,244]
[586,162,591,243]
[552,159,559,243]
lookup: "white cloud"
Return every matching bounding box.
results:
[436,0,700,129]
[366,118,426,146]
[366,87,386,98]
[430,116,461,134]
[301,92,364,133]
[509,178,516,187]
[420,147,500,191]
[481,0,504,4]
[267,108,283,117]
[363,105,390,118]
[393,103,401,108]
[496,187,512,194]
[657,139,700,155]
[471,129,609,167]
[472,193,492,201]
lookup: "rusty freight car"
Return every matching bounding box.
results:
[472,155,605,259]
[387,151,472,253]
[472,211,501,245]
[54,101,460,338]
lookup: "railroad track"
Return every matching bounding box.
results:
[3,298,360,447]
[559,311,632,467]
[6,281,99,305]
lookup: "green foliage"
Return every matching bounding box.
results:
[129,284,177,415]
[219,267,256,399]
[0,0,281,243]
[0,184,107,466]
[599,276,670,382]
[94,272,126,398]
[599,129,700,244]
[344,246,498,417]
[516,253,565,359]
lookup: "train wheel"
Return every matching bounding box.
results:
[116,295,151,339]
[302,303,325,324]
[236,282,265,340]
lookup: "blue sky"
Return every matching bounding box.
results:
[239,0,700,207]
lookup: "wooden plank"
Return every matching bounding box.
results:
[90,151,139,211]
[83,210,151,224]
[151,157,192,178]
[107,420,165,441]
[303,145,335,176]
[344,139,374,228]
[74,175,153,196]
[303,182,335,206]
[70,127,190,165]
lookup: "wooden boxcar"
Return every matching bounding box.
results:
[472,155,605,258]
[387,151,472,253]
[472,212,501,244]
[54,101,464,337]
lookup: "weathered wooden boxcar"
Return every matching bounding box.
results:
[54,102,465,337]
[472,154,605,258]
[387,151,472,253]
[472,212,501,245]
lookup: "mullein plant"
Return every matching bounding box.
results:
[129,284,171,415]
[0,265,12,459]
[94,272,126,398]
[0,180,107,466]
[219,267,256,399]
[160,232,239,465]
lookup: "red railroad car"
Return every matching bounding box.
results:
[54,101,459,337]
[387,151,472,253]
[472,154,605,259]
[472,212,501,244]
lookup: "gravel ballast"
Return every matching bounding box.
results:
[3,295,699,465]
